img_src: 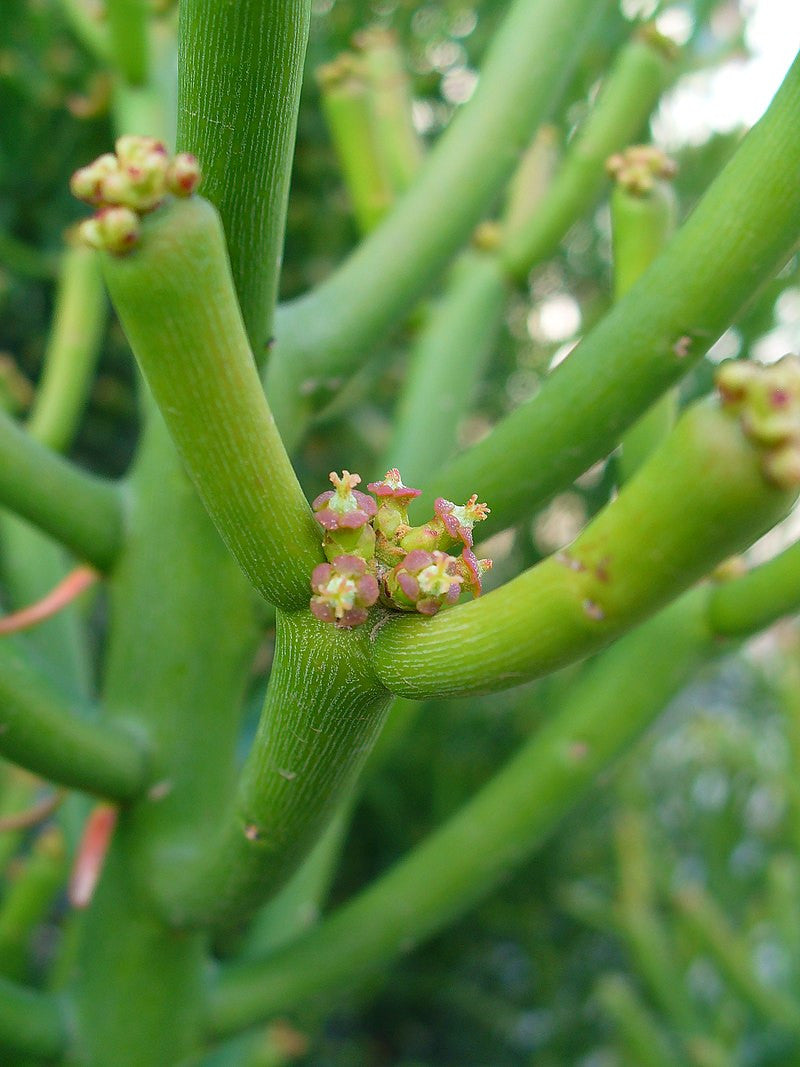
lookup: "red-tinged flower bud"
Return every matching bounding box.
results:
[313,470,377,530]
[433,494,491,549]
[368,468,423,543]
[716,356,800,488]
[167,153,202,198]
[70,153,118,205]
[79,206,141,255]
[310,554,379,628]
[71,139,203,237]
[455,546,493,598]
[367,467,422,507]
[384,549,463,616]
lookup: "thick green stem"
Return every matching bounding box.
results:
[105,0,150,87]
[0,636,147,799]
[0,976,65,1059]
[27,242,106,453]
[612,169,678,479]
[0,411,122,570]
[501,30,677,278]
[100,196,321,610]
[317,56,394,234]
[266,0,610,445]
[373,399,795,698]
[208,590,714,1036]
[69,414,258,1065]
[384,250,507,482]
[178,0,311,358]
[708,539,800,637]
[427,52,800,532]
[355,27,423,196]
[163,609,390,931]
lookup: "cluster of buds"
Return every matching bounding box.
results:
[606,145,677,196]
[309,468,492,628]
[70,137,201,255]
[716,355,800,489]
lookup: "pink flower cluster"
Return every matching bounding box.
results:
[309,469,492,629]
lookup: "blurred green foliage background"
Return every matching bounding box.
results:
[2,1,800,1062]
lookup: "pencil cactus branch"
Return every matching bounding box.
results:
[96,190,321,610]
[26,240,107,453]
[178,0,312,358]
[0,412,122,571]
[612,145,678,480]
[162,610,391,931]
[208,590,714,1036]
[373,392,797,698]
[317,54,394,234]
[501,26,678,279]
[353,27,423,196]
[267,0,610,444]
[427,51,800,532]
[385,250,507,483]
[709,539,800,637]
[0,638,148,800]
[105,0,150,87]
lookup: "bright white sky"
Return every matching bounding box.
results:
[654,0,800,146]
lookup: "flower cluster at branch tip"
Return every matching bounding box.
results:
[310,469,492,628]
[606,144,677,197]
[70,137,201,255]
[716,355,800,489]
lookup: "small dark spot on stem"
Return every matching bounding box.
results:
[583,598,605,621]
[568,740,589,763]
[147,780,172,801]
[673,335,692,359]
[556,551,585,572]
[595,555,612,583]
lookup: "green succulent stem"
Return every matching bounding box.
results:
[105,0,150,87]
[68,412,258,1065]
[708,538,800,636]
[27,241,106,453]
[0,976,65,1059]
[99,195,321,611]
[355,27,423,196]
[0,412,122,570]
[208,589,714,1037]
[266,0,610,445]
[177,0,312,358]
[427,51,800,533]
[373,399,795,698]
[501,29,677,278]
[0,637,148,800]
[0,828,67,981]
[162,609,391,931]
[318,56,394,234]
[613,175,678,480]
[385,250,507,483]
